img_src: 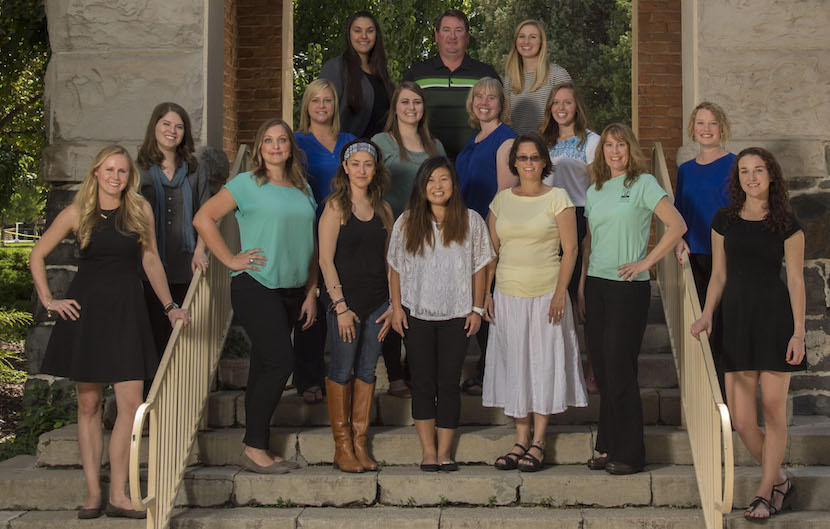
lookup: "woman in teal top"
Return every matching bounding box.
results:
[371,81,445,398]
[577,123,686,475]
[194,118,318,474]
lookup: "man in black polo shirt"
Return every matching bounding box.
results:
[403,9,499,160]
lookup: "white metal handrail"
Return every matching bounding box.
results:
[652,142,734,529]
[129,145,250,529]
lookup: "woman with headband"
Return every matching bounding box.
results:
[319,139,393,472]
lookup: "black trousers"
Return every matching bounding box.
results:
[567,206,588,302]
[381,332,409,382]
[231,273,303,449]
[292,298,326,394]
[584,277,650,468]
[404,311,469,429]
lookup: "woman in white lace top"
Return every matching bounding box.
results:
[388,156,494,471]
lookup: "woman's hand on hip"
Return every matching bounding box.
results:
[617,259,650,282]
[229,249,267,272]
[47,298,81,321]
[786,336,806,365]
[548,291,568,324]
[337,309,359,343]
[465,312,482,337]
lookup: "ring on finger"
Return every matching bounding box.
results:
[248,258,253,264]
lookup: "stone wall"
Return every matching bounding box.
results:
[678,0,830,414]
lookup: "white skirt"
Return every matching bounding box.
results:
[482,288,588,418]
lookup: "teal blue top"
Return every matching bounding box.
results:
[584,172,667,282]
[224,171,317,289]
[371,132,446,219]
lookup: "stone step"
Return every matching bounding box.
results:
[1,506,718,529]
[204,387,681,428]
[5,452,830,513]
[217,323,674,391]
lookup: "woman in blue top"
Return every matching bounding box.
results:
[674,102,735,371]
[194,118,318,474]
[293,78,356,404]
[578,123,686,475]
[456,77,517,396]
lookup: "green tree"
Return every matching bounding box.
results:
[472,0,632,131]
[0,0,50,224]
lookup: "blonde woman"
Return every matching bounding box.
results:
[194,119,318,474]
[32,145,190,519]
[503,20,571,134]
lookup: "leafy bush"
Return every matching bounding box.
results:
[0,247,32,313]
[0,380,77,460]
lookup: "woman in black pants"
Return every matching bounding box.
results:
[388,157,494,471]
[578,123,686,475]
[194,118,318,474]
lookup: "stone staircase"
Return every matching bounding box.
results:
[2,288,829,528]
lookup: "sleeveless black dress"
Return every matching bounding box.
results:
[40,209,158,383]
[711,208,806,372]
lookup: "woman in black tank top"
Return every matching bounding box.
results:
[319,139,394,473]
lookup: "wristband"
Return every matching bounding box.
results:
[164,302,180,315]
[471,306,484,316]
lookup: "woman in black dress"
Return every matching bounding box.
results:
[30,145,190,519]
[692,147,806,520]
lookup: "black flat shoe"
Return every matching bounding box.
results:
[605,461,643,475]
[439,461,459,472]
[587,455,608,470]
[77,504,103,519]
[420,462,440,472]
[105,503,147,519]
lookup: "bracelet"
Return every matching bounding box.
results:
[328,297,346,312]
[326,284,342,293]
[164,302,180,314]
[792,335,805,342]
[485,292,492,298]
[336,306,350,316]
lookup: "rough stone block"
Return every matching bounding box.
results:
[378,466,520,506]
[41,143,141,185]
[235,393,353,427]
[642,323,672,355]
[47,53,203,145]
[0,512,25,527]
[8,510,142,528]
[787,417,830,465]
[650,465,700,507]
[439,507,582,529]
[658,388,682,425]
[24,325,55,373]
[174,466,236,507]
[638,354,678,388]
[46,0,204,52]
[581,507,705,529]
[170,507,302,529]
[792,193,830,259]
[233,467,377,507]
[520,465,651,507]
[645,427,693,465]
[376,393,510,427]
[44,239,80,267]
[206,391,240,427]
[0,456,86,510]
[217,359,249,389]
[195,428,297,466]
[297,507,440,529]
[726,510,830,528]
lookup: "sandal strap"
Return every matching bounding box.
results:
[521,452,542,465]
[745,495,772,518]
[772,477,790,496]
[501,443,529,461]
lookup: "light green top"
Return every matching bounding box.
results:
[584,173,667,281]
[490,186,573,298]
[371,132,446,219]
[224,171,317,289]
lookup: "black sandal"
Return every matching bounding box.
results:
[518,442,545,472]
[772,477,795,512]
[494,443,528,470]
[744,495,776,521]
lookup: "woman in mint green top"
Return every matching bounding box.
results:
[194,118,318,474]
[371,81,445,398]
[578,123,686,475]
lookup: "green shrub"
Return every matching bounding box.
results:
[0,247,32,312]
[0,379,76,461]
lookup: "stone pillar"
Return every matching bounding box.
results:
[678,0,830,414]
[27,1,214,373]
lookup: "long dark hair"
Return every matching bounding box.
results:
[137,102,198,171]
[403,156,469,255]
[383,81,440,162]
[725,147,793,233]
[342,11,393,115]
[329,138,392,230]
[539,82,590,150]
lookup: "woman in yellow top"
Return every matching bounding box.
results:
[482,133,588,472]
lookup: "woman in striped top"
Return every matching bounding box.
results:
[503,20,571,135]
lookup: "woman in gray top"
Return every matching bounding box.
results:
[320,11,393,138]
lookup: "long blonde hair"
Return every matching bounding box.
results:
[590,123,649,191]
[299,78,342,136]
[74,145,150,250]
[504,20,550,94]
[250,118,309,193]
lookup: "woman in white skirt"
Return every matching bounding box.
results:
[483,132,588,472]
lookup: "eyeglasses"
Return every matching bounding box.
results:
[516,155,543,163]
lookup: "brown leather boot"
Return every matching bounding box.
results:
[325,378,363,473]
[351,378,377,470]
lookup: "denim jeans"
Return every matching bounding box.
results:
[327,301,389,385]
